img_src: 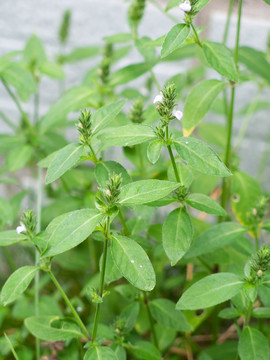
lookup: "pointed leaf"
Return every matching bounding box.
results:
[176,273,244,310]
[1,266,39,305]
[174,137,231,176]
[186,193,226,215]
[131,341,161,360]
[42,209,103,257]
[147,140,162,164]
[84,346,118,360]
[98,124,155,147]
[161,24,190,58]
[111,234,156,291]
[119,180,179,205]
[0,230,27,247]
[163,207,193,265]
[92,100,126,135]
[149,298,191,331]
[203,41,239,82]
[238,327,269,360]
[239,46,270,84]
[109,63,150,86]
[46,143,84,184]
[182,79,226,134]
[94,160,131,188]
[185,222,247,259]
[25,316,84,341]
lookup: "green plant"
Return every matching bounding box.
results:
[0,0,270,359]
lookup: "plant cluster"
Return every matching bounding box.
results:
[0,0,270,359]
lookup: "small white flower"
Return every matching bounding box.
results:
[153,92,163,104]
[16,222,26,234]
[179,0,192,12]
[172,109,183,121]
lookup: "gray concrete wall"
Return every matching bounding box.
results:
[0,0,270,188]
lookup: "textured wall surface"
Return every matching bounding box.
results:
[0,0,270,188]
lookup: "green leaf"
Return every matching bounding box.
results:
[119,302,140,333]
[39,62,65,79]
[149,299,191,331]
[203,41,239,82]
[147,140,162,164]
[162,208,193,265]
[0,63,36,101]
[239,46,270,83]
[111,234,156,291]
[0,230,26,247]
[46,143,84,184]
[131,341,161,360]
[185,222,247,259]
[165,0,181,12]
[252,307,270,318]
[84,346,118,360]
[92,100,126,135]
[182,80,226,134]
[231,171,263,226]
[161,24,190,58]
[103,33,133,44]
[176,273,244,310]
[119,180,179,205]
[238,327,269,360]
[1,266,39,305]
[263,0,270,5]
[186,193,226,215]
[40,86,98,133]
[193,0,211,14]
[94,161,131,188]
[98,124,155,147]
[23,34,47,68]
[6,145,33,172]
[25,316,84,341]
[0,198,13,226]
[61,46,100,63]
[174,137,231,177]
[42,209,103,257]
[109,62,150,86]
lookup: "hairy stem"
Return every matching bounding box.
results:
[88,144,98,164]
[92,216,110,342]
[118,209,129,236]
[48,270,90,340]
[166,126,181,183]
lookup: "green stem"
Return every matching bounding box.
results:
[244,301,253,327]
[4,333,19,360]
[149,69,160,90]
[118,209,129,236]
[48,270,90,340]
[35,166,42,360]
[166,126,181,183]
[191,23,202,47]
[92,216,110,342]
[2,78,25,117]
[88,144,98,165]
[0,111,16,131]
[222,0,234,45]
[220,0,242,212]
[143,292,159,350]
[132,24,138,40]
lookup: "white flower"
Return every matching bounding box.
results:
[16,222,26,234]
[153,92,163,104]
[172,109,183,121]
[179,0,192,12]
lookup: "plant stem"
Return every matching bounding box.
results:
[220,0,242,211]
[118,209,129,235]
[143,292,159,350]
[35,166,42,360]
[244,301,253,327]
[191,24,202,47]
[92,216,110,342]
[222,0,234,45]
[48,270,90,340]
[166,126,181,183]
[4,333,19,360]
[1,79,25,117]
[88,144,98,164]
[0,111,16,131]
